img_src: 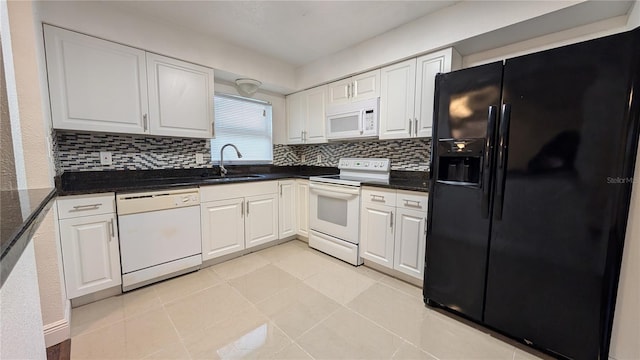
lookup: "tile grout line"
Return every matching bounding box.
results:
[160,301,193,360]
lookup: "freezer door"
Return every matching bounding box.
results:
[423,62,503,321]
[485,29,640,359]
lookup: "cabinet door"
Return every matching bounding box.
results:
[305,86,327,144]
[360,202,395,268]
[295,180,309,237]
[278,181,297,239]
[201,198,245,261]
[44,25,148,134]
[59,214,121,298]
[394,208,426,280]
[147,53,214,138]
[379,59,416,140]
[286,92,305,144]
[245,193,279,248]
[328,78,352,106]
[352,69,381,101]
[415,52,447,138]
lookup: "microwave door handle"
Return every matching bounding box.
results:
[360,109,365,134]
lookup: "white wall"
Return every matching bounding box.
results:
[6,0,53,189]
[295,1,584,90]
[4,0,70,348]
[463,0,639,67]
[33,205,70,347]
[0,242,47,360]
[214,80,287,145]
[35,0,296,93]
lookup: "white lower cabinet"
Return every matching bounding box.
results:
[394,208,427,278]
[200,181,278,261]
[278,180,297,239]
[57,193,121,299]
[360,202,395,267]
[295,179,309,238]
[360,187,428,280]
[245,193,279,248]
[201,198,245,260]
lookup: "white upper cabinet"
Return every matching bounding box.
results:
[328,69,381,106]
[304,86,327,144]
[285,86,327,144]
[379,59,417,139]
[286,91,305,144]
[44,25,215,139]
[44,25,148,134]
[146,53,214,138]
[380,48,460,139]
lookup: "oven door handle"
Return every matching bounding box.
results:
[309,183,360,197]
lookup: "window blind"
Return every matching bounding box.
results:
[210,94,273,164]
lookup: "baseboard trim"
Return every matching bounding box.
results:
[43,300,70,347]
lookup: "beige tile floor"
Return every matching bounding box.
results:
[70,240,546,360]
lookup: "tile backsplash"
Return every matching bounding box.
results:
[54,131,431,173]
[273,138,431,171]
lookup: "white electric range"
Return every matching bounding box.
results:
[308,158,390,265]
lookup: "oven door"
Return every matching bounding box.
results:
[309,182,360,244]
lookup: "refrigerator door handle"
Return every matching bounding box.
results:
[494,103,511,221]
[482,105,498,218]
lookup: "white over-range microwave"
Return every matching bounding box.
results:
[326,98,379,140]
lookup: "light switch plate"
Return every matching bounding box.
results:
[99,151,112,165]
[195,153,204,164]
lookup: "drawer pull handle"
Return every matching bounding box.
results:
[71,203,102,211]
[403,199,422,208]
[371,195,385,202]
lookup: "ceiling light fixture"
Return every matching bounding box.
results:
[235,78,262,97]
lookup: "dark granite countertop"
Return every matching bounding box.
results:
[56,166,429,195]
[55,166,340,195]
[362,170,429,192]
[1,188,56,287]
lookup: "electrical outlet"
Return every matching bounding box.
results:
[301,154,306,162]
[99,151,112,165]
[317,154,322,163]
[195,153,204,164]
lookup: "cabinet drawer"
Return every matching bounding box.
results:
[396,190,428,212]
[362,187,396,206]
[57,193,115,219]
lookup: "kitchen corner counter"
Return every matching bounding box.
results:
[55,167,429,195]
[1,188,56,288]
[55,166,340,195]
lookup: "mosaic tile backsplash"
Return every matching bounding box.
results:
[54,131,431,173]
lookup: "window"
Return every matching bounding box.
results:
[211,94,273,164]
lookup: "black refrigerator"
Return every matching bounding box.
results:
[423,28,640,359]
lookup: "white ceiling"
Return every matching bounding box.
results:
[114,1,459,67]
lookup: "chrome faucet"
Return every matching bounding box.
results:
[219,143,242,177]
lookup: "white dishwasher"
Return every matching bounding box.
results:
[117,188,202,291]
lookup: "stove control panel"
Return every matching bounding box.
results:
[338,158,390,172]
